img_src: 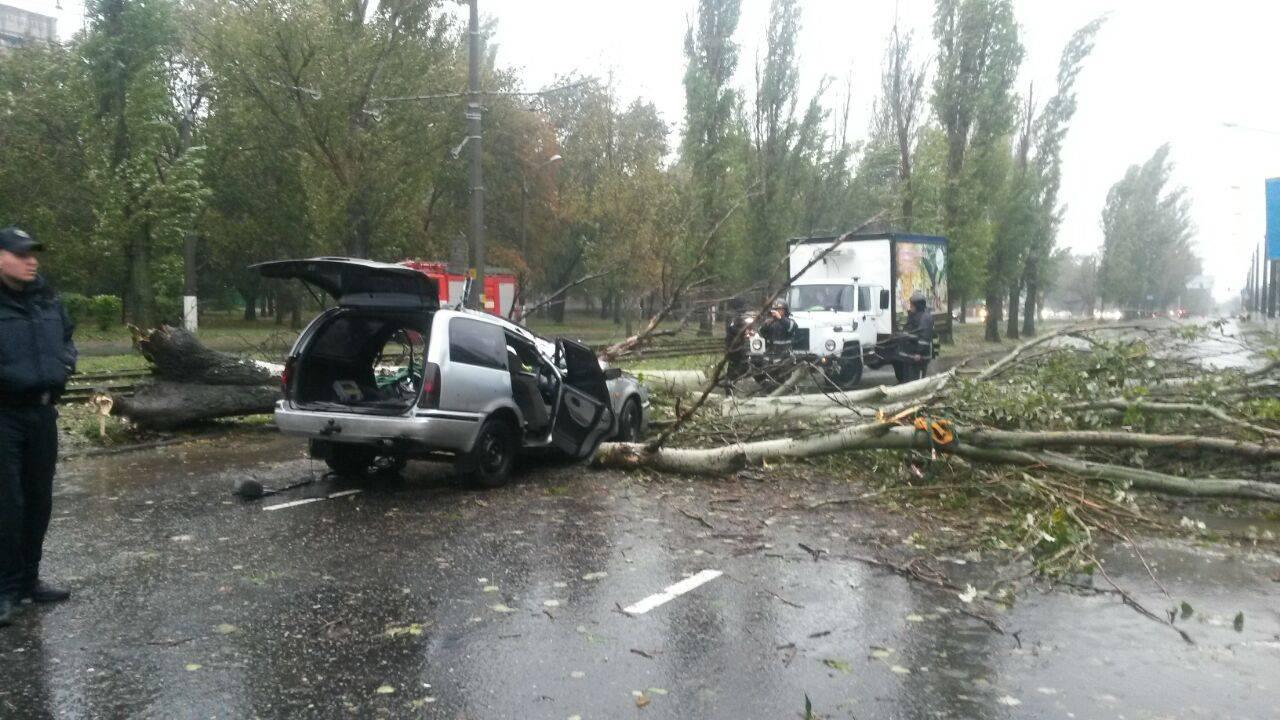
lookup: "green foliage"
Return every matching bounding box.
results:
[1099,145,1200,311]
[62,293,124,331]
[930,0,1024,306]
[0,0,1122,333]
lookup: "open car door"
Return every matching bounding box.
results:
[252,257,439,310]
[550,339,615,458]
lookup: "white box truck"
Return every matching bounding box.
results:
[743,232,949,387]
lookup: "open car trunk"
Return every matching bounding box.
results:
[293,311,432,416]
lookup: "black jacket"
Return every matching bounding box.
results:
[0,277,77,397]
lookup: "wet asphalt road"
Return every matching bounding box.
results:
[2,433,1279,719]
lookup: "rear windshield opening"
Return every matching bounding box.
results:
[296,312,431,413]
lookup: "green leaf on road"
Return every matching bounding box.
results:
[822,658,852,673]
[1233,611,1245,632]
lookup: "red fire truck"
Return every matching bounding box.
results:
[398,261,518,317]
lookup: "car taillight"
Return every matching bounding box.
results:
[417,362,441,409]
[281,357,296,400]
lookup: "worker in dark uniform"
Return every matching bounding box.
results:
[759,299,797,349]
[724,297,752,379]
[0,226,76,627]
[902,290,934,381]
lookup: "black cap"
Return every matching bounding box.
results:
[0,226,42,253]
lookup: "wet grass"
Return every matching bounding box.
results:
[75,354,151,374]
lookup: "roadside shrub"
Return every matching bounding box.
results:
[61,293,121,331]
[89,295,122,331]
[62,292,90,324]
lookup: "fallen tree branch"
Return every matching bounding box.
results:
[650,212,886,450]
[515,265,620,321]
[976,323,1147,381]
[599,186,762,363]
[1087,553,1194,645]
[1063,399,1280,440]
[848,555,1006,636]
[963,427,1280,462]
[596,425,1280,501]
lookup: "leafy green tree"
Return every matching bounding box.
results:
[1020,16,1105,335]
[1099,144,1199,311]
[84,0,209,326]
[0,44,98,294]
[193,0,459,261]
[743,0,828,282]
[682,0,748,284]
[930,0,1023,318]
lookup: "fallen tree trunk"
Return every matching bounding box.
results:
[631,370,710,395]
[113,381,281,431]
[595,424,1280,501]
[721,372,952,417]
[130,325,279,385]
[115,325,283,429]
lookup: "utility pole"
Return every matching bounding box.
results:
[183,232,198,333]
[466,0,486,310]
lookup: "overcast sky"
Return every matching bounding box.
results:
[17,0,1280,301]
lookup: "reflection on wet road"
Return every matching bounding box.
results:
[1,433,1277,718]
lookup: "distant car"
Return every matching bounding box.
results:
[253,258,650,488]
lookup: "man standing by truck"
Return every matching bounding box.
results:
[900,290,934,382]
[0,226,76,628]
[759,300,797,348]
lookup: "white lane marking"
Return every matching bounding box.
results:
[263,489,362,511]
[623,569,723,615]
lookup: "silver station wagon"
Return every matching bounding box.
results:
[254,258,649,488]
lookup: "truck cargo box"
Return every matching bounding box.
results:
[787,232,948,335]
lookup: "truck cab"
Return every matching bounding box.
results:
[745,279,890,389]
[742,232,948,389]
[786,279,889,386]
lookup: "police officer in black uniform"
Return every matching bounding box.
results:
[0,226,76,628]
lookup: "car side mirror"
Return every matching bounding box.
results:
[880,289,891,310]
[603,367,622,380]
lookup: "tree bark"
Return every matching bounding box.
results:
[243,291,258,322]
[114,382,281,431]
[1006,283,1020,340]
[1022,262,1038,336]
[984,291,1002,342]
[130,325,278,385]
[124,221,155,328]
[114,325,282,429]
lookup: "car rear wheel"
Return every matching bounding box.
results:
[615,398,643,442]
[461,418,517,489]
[325,445,377,477]
[372,454,409,477]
